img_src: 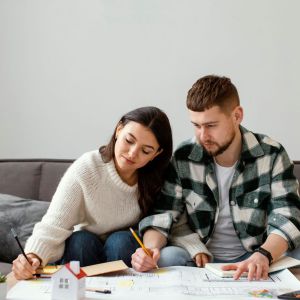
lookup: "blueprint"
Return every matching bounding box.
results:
[7,266,300,300]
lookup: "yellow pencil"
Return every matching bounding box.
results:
[129,227,159,269]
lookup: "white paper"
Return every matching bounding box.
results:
[7,266,300,300]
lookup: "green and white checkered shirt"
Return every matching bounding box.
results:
[139,126,300,259]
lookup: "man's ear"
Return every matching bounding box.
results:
[233,106,243,124]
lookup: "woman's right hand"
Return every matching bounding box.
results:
[12,253,41,280]
[131,247,160,272]
[194,252,209,267]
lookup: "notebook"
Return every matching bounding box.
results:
[36,260,128,277]
[82,260,128,276]
[205,256,300,278]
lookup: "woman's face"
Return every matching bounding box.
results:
[114,121,162,175]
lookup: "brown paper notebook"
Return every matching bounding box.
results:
[82,260,128,276]
[37,260,128,276]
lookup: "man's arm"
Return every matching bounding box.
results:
[139,159,186,237]
[169,210,213,265]
[223,233,288,281]
[224,147,299,281]
[133,159,186,272]
[267,148,300,249]
[261,233,288,261]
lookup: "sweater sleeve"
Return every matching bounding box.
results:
[25,160,86,265]
[169,211,213,260]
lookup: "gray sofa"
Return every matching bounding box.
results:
[0,159,73,275]
[0,159,299,275]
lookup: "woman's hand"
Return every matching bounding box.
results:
[194,253,209,267]
[131,247,160,272]
[12,253,41,280]
[222,252,269,281]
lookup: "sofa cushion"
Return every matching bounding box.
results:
[39,162,71,202]
[0,193,49,263]
[0,162,41,200]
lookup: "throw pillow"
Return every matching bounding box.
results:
[0,193,50,263]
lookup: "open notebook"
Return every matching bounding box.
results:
[205,256,300,278]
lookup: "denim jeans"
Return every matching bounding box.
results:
[158,246,252,267]
[158,246,300,267]
[58,230,139,267]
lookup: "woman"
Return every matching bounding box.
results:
[12,106,172,279]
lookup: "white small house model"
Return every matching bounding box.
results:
[51,261,86,300]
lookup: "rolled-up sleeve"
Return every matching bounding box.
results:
[268,148,300,249]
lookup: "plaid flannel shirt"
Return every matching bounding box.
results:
[139,126,300,259]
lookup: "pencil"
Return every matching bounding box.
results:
[129,227,159,269]
[86,287,111,294]
[11,228,30,263]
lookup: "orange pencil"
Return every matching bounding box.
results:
[129,227,159,269]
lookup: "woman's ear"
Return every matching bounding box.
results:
[115,123,124,139]
[153,148,163,159]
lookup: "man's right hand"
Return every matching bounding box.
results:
[12,253,41,280]
[131,247,160,272]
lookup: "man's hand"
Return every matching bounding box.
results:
[194,253,209,267]
[12,253,41,280]
[222,252,270,281]
[131,247,160,272]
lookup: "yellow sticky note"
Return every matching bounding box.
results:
[117,280,134,287]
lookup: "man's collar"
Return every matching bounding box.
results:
[240,126,265,160]
[187,126,265,163]
[188,139,210,162]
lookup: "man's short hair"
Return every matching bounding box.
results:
[186,75,240,114]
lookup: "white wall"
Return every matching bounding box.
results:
[0,0,299,160]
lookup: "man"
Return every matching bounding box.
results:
[131,75,300,280]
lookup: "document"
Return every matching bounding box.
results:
[205,256,300,278]
[7,266,300,300]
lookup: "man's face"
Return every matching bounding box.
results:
[188,105,242,157]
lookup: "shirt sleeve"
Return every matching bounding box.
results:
[139,157,186,237]
[267,147,300,250]
[169,211,213,260]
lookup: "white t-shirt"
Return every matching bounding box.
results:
[206,160,246,261]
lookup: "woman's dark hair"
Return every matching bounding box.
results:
[100,106,173,217]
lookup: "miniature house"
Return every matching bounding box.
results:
[51,261,86,300]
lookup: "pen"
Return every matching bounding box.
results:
[11,228,30,263]
[129,227,159,269]
[86,288,111,294]
[34,274,52,279]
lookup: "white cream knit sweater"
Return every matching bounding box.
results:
[25,150,141,265]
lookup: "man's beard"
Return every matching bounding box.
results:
[201,132,235,157]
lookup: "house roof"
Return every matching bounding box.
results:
[58,263,87,279]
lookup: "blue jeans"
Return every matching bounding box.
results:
[158,246,252,267]
[158,246,300,267]
[58,230,139,267]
